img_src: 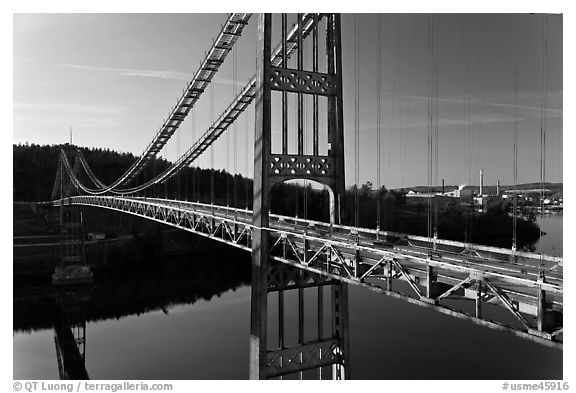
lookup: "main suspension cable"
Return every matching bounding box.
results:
[73,13,252,193]
[67,15,320,197]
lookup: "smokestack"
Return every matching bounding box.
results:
[497,180,500,196]
[480,169,483,196]
[442,178,445,194]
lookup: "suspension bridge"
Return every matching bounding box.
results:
[37,13,562,379]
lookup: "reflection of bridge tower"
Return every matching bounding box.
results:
[52,150,93,285]
[265,261,349,379]
[251,14,349,379]
[54,287,90,380]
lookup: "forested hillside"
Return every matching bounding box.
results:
[13,143,543,250]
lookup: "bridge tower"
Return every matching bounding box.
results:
[52,150,93,286]
[251,13,349,379]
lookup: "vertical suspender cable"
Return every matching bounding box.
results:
[302,23,314,220]
[427,17,433,244]
[210,82,215,207]
[298,13,304,155]
[233,46,238,209]
[434,22,439,242]
[401,26,416,189]
[184,119,188,201]
[384,21,400,222]
[177,113,181,200]
[245,99,250,209]
[354,15,360,229]
[539,15,549,275]
[226,106,230,206]
[304,35,308,221]
[513,16,519,251]
[296,14,303,219]
[193,109,198,203]
[297,16,305,374]
[163,145,168,199]
[282,14,288,155]
[376,15,382,233]
[463,17,471,245]
[226,58,232,208]
[469,21,488,245]
[313,14,319,155]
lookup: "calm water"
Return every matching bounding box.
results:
[14,218,563,380]
[534,213,563,257]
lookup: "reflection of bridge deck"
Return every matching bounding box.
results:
[51,195,563,347]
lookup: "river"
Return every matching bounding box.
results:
[533,213,563,257]
[13,216,563,380]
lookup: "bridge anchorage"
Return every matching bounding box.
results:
[44,12,562,380]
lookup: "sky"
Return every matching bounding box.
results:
[13,12,563,189]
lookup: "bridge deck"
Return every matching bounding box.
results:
[50,196,563,347]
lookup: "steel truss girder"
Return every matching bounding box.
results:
[60,196,562,301]
[53,196,563,347]
[272,255,562,349]
[268,231,562,343]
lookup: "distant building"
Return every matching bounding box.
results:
[473,196,487,212]
[405,192,460,211]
